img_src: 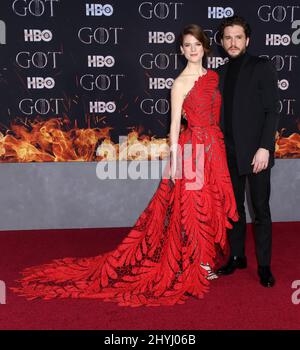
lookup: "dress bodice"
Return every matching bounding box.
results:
[182,69,221,129]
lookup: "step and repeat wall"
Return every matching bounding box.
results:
[0,0,299,162]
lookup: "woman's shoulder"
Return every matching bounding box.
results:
[171,75,185,92]
[173,72,190,83]
[172,73,192,92]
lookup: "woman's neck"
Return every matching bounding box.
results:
[184,62,206,76]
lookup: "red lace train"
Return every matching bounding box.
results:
[11,70,238,306]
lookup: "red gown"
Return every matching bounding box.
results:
[12,69,238,306]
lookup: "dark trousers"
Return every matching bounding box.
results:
[226,149,272,267]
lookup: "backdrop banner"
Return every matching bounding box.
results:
[0,0,299,162]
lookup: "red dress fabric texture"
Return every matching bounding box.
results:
[12,70,238,306]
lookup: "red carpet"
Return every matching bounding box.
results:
[0,222,299,330]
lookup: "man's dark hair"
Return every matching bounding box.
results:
[218,15,252,38]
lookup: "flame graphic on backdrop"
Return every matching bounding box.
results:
[0,117,169,162]
[0,118,299,162]
[275,131,300,159]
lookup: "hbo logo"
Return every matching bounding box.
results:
[86,4,113,16]
[148,31,175,44]
[27,77,55,89]
[207,56,229,69]
[149,78,174,89]
[266,34,291,46]
[24,29,52,42]
[278,79,289,90]
[89,101,116,113]
[208,7,234,19]
[88,55,115,67]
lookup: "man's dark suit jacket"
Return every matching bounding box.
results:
[217,53,280,175]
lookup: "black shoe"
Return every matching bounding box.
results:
[258,266,275,287]
[216,256,247,275]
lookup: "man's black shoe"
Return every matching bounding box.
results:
[216,256,247,275]
[258,266,275,287]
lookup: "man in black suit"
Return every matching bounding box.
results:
[216,16,279,287]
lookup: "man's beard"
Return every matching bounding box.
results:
[228,47,246,59]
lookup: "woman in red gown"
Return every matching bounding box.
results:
[12,25,238,306]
